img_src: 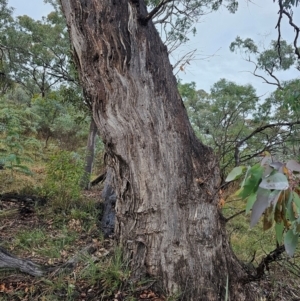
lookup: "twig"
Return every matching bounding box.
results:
[225,210,245,222]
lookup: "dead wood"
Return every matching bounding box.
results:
[0,243,97,277]
[0,193,47,206]
[90,172,106,187]
[0,246,46,276]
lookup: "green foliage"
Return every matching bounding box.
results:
[0,96,41,177]
[180,79,263,177]
[282,0,300,8]
[272,79,300,112]
[42,150,85,210]
[225,166,246,182]
[1,9,73,97]
[258,41,295,71]
[230,38,296,71]
[180,77,300,179]
[30,89,89,149]
[226,153,300,256]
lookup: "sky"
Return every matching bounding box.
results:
[8,0,300,98]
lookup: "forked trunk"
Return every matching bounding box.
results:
[60,1,259,299]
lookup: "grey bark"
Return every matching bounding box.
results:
[0,247,45,276]
[82,117,98,189]
[0,244,97,277]
[59,1,259,299]
[101,167,116,238]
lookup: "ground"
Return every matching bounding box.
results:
[0,170,300,300]
[0,184,165,301]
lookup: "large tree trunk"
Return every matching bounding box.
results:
[60,1,259,299]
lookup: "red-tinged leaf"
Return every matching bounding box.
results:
[286,160,300,172]
[274,201,284,223]
[0,283,6,292]
[284,229,298,257]
[263,206,274,231]
[250,188,281,228]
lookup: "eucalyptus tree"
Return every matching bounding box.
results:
[230,38,298,89]
[0,5,98,182]
[1,10,73,97]
[230,0,300,104]
[180,79,300,182]
[0,0,14,94]
[59,0,261,300]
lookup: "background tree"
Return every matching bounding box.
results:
[0,90,40,176]
[180,78,300,181]
[0,4,100,186]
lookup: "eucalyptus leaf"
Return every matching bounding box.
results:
[275,222,284,244]
[269,162,283,170]
[250,188,281,228]
[263,206,274,230]
[259,172,288,190]
[239,164,264,199]
[293,192,300,214]
[286,160,300,172]
[260,155,272,167]
[287,192,296,221]
[225,166,245,182]
[245,192,257,214]
[284,229,298,257]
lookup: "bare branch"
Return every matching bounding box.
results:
[225,210,245,222]
[249,59,282,89]
[275,0,300,62]
[275,0,284,65]
[282,8,300,60]
[140,0,174,24]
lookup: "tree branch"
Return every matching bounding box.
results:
[225,210,245,222]
[234,121,300,164]
[140,0,174,25]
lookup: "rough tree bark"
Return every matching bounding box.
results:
[60,1,259,300]
[81,117,98,189]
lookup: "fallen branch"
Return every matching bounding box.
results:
[0,193,47,206]
[90,172,106,187]
[0,246,46,277]
[0,243,98,277]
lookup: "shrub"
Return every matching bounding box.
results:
[43,150,84,210]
